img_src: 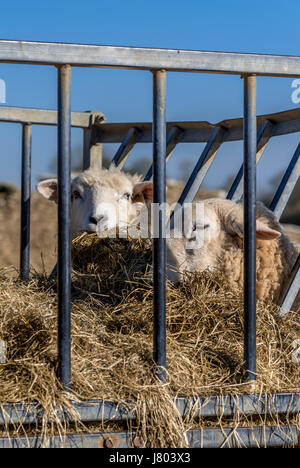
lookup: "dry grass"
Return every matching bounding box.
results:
[0,233,299,447]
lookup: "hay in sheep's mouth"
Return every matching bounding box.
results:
[71,232,152,301]
[0,233,299,447]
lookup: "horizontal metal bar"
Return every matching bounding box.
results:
[1,41,300,77]
[186,392,300,418]
[0,426,297,448]
[2,106,299,148]
[189,426,299,448]
[1,105,295,143]
[0,431,131,449]
[92,108,300,144]
[0,106,105,128]
[1,394,299,426]
[0,400,135,426]
[1,106,298,146]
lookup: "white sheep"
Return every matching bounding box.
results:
[166,198,298,306]
[37,171,298,308]
[36,166,153,238]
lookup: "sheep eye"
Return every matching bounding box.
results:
[122,192,131,200]
[72,190,82,200]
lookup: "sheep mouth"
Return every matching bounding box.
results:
[86,224,112,236]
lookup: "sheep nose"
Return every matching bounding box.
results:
[89,215,105,225]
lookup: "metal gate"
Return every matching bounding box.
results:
[0,41,299,447]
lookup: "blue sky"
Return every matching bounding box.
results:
[0,0,300,198]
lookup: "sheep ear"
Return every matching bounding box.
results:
[229,219,281,240]
[132,182,153,204]
[36,179,58,202]
[255,221,281,240]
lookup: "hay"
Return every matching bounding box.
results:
[0,233,299,447]
[71,232,152,301]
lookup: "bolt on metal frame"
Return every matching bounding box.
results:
[0,41,299,407]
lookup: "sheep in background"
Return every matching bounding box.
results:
[166,198,298,306]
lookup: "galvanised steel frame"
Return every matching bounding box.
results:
[0,40,299,447]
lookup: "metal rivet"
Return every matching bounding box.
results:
[133,436,144,448]
[103,437,114,448]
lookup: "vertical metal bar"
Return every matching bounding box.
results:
[20,123,32,282]
[0,339,6,364]
[83,111,106,170]
[269,141,300,219]
[83,128,92,170]
[90,143,103,169]
[57,64,72,390]
[83,128,103,170]
[243,75,257,381]
[152,70,167,382]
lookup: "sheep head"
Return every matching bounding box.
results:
[166,199,282,283]
[36,167,153,238]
